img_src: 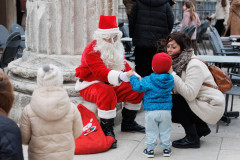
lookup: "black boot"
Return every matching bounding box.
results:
[195,121,211,138]
[121,107,145,133]
[173,125,200,149]
[100,118,117,149]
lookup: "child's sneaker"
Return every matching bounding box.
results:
[143,148,154,158]
[163,148,172,157]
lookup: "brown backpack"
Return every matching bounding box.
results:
[192,57,233,93]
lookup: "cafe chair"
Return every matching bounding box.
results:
[10,24,26,54]
[209,32,240,56]
[181,26,189,34]
[216,71,240,133]
[0,25,9,51]
[209,26,232,47]
[185,25,196,38]
[11,24,25,39]
[196,20,209,55]
[0,32,21,72]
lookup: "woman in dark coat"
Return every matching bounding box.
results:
[129,0,174,77]
[0,71,24,160]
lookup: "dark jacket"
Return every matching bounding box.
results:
[0,114,24,160]
[129,0,174,48]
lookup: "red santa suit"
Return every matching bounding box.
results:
[75,40,144,119]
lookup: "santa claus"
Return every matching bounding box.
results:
[75,15,145,148]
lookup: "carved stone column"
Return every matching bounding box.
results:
[8,0,119,122]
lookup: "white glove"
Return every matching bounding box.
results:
[119,72,130,82]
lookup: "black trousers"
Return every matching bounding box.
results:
[171,94,206,129]
[215,19,225,36]
[134,47,157,77]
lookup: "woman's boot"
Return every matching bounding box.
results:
[121,108,145,133]
[173,124,200,148]
[195,121,211,138]
[100,118,117,148]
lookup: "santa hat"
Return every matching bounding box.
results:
[95,15,121,34]
[152,53,172,74]
[37,64,63,87]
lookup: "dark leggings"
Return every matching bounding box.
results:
[134,47,157,77]
[215,19,225,36]
[171,94,206,129]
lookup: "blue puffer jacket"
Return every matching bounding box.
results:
[130,73,174,111]
[0,114,24,160]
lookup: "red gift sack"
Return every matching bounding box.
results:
[75,104,115,154]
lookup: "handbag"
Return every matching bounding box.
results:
[192,57,232,92]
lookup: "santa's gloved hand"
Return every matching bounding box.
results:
[119,72,130,82]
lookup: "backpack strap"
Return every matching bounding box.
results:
[191,57,219,90]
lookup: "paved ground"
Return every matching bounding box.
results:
[22,95,240,160]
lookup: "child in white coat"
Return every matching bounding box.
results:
[19,64,83,160]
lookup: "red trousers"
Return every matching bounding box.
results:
[79,82,144,111]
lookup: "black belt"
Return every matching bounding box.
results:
[79,79,110,85]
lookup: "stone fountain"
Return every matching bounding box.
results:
[8,0,121,122]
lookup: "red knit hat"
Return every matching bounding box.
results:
[152,52,172,74]
[96,15,120,34]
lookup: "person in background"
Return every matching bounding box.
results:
[19,64,82,160]
[21,0,27,30]
[180,1,201,55]
[169,0,176,7]
[209,0,230,36]
[127,53,174,158]
[224,0,240,38]
[129,0,174,77]
[0,71,24,160]
[123,0,136,20]
[166,32,225,149]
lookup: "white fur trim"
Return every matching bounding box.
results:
[74,79,100,91]
[98,108,116,119]
[171,71,176,76]
[134,72,142,79]
[124,102,142,110]
[96,28,120,34]
[108,70,122,86]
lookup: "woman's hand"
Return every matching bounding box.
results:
[168,66,173,74]
[126,70,135,77]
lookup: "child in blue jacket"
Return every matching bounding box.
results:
[127,52,174,158]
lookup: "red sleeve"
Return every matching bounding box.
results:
[124,61,132,71]
[84,51,112,82]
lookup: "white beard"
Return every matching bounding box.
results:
[94,38,125,71]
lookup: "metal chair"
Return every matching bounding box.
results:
[181,26,189,34]
[209,32,240,56]
[186,25,196,38]
[0,32,21,72]
[216,67,240,133]
[10,24,25,57]
[10,24,25,39]
[216,74,240,133]
[0,25,9,51]
[209,26,232,47]
[196,20,209,55]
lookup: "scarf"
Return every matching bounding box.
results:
[171,49,194,76]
